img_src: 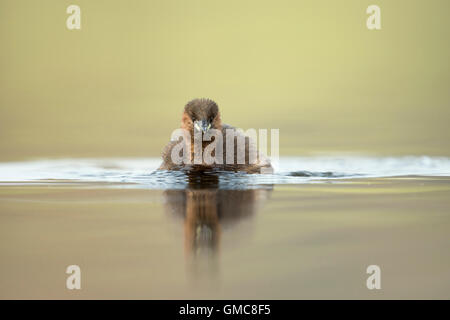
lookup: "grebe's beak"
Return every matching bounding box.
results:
[194,120,211,134]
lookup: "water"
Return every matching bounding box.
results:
[0,156,449,188]
[1,156,450,299]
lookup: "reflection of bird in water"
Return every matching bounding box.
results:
[159,98,272,173]
[163,171,272,277]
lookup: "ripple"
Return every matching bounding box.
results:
[0,156,449,189]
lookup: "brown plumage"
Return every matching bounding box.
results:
[158,98,272,173]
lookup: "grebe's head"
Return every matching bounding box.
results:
[181,98,221,134]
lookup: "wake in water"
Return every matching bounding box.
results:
[0,156,449,189]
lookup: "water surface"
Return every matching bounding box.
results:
[1,156,449,299]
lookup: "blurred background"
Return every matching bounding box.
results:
[1,0,449,161]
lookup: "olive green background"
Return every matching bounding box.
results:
[1,0,449,161]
